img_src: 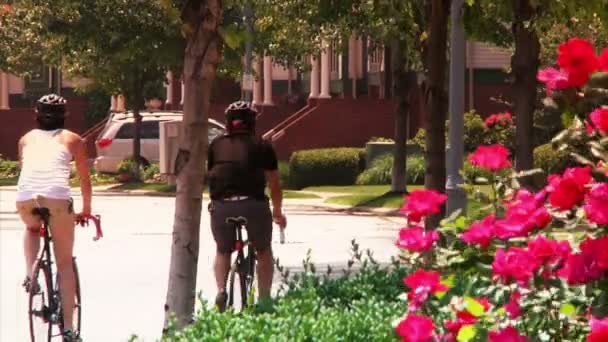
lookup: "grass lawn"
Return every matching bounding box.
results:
[0,177,17,186]
[282,190,320,199]
[110,182,177,193]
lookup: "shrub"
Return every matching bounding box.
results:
[533,143,574,175]
[289,148,365,189]
[278,161,291,189]
[161,244,409,342]
[0,155,20,179]
[142,162,160,181]
[356,154,426,186]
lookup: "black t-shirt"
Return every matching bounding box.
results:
[207,133,278,200]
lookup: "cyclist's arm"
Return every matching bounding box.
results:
[17,136,25,168]
[69,135,92,215]
[265,170,283,218]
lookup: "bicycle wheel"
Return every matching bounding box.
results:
[227,263,237,309]
[28,261,53,342]
[57,258,82,337]
[243,246,256,304]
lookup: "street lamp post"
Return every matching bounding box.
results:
[446,0,467,215]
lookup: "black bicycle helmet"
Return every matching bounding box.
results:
[224,100,257,132]
[36,93,67,117]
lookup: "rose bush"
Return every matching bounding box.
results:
[394,37,608,342]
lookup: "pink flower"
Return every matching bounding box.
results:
[492,247,539,285]
[396,226,440,252]
[558,238,607,285]
[485,112,513,128]
[445,298,491,339]
[584,183,608,225]
[527,236,571,265]
[504,291,522,318]
[489,326,528,342]
[469,144,512,171]
[557,38,599,87]
[590,107,608,134]
[494,213,532,240]
[588,316,608,342]
[395,315,435,342]
[599,48,608,71]
[528,236,571,278]
[404,269,449,311]
[400,189,448,223]
[461,214,495,247]
[494,194,552,239]
[537,67,571,94]
[546,166,592,211]
[586,120,596,136]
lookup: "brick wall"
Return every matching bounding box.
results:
[0,97,87,160]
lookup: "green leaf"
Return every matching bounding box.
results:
[454,216,467,229]
[442,274,456,287]
[465,0,475,6]
[562,112,575,128]
[457,324,477,342]
[560,303,576,317]
[464,297,485,317]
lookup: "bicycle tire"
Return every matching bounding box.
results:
[238,269,248,308]
[244,246,256,303]
[58,258,82,337]
[28,261,53,342]
[227,264,237,309]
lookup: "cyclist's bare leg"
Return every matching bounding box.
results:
[50,220,76,331]
[23,226,41,278]
[214,252,231,292]
[256,248,273,300]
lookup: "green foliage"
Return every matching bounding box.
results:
[278,161,291,190]
[78,88,111,129]
[142,163,161,181]
[161,243,409,342]
[356,154,426,186]
[288,148,366,189]
[533,143,574,176]
[0,155,20,179]
[117,159,136,175]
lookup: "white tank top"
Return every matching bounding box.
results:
[16,129,73,201]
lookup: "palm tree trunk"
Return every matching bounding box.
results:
[163,0,222,331]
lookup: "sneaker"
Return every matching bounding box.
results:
[215,291,228,313]
[62,329,82,342]
[22,277,41,294]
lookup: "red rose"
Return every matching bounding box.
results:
[590,107,608,134]
[469,144,512,171]
[557,38,599,87]
[395,315,435,342]
[599,48,608,71]
[400,189,448,223]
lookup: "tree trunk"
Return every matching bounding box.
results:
[512,0,540,187]
[384,44,392,99]
[163,0,222,331]
[287,62,293,97]
[390,38,408,193]
[424,0,450,228]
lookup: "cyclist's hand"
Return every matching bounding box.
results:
[273,212,287,229]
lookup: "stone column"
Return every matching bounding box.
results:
[319,41,331,98]
[253,59,263,105]
[110,96,117,111]
[180,80,185,107]
[165,71,174,109]
[263,55,274,106]
[0,72,9,110]
[116,95,126,112]
[309,56,320,98]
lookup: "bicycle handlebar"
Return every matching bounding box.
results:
[76,213,103,241]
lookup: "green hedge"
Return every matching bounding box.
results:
[0,155,20,179]
[289,148,366,189]
[356,154,426,185]
[160,246,408,342]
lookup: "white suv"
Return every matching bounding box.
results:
[94,111,225,173]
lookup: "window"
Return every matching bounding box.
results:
[114,121,159,139]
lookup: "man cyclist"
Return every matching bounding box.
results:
[207,101,286,312]
[16,94,91,342]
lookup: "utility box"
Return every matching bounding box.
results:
[159,120,182,175]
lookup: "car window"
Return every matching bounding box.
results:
[114,121,160,139]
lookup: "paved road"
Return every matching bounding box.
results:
[0,188,401,342]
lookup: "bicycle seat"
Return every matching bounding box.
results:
[226,216,248,226]
[31,207,51,221]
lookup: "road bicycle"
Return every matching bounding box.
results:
[224,216,285,311]
[27,200,103,342]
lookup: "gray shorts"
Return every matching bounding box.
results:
[208,198,273,254]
